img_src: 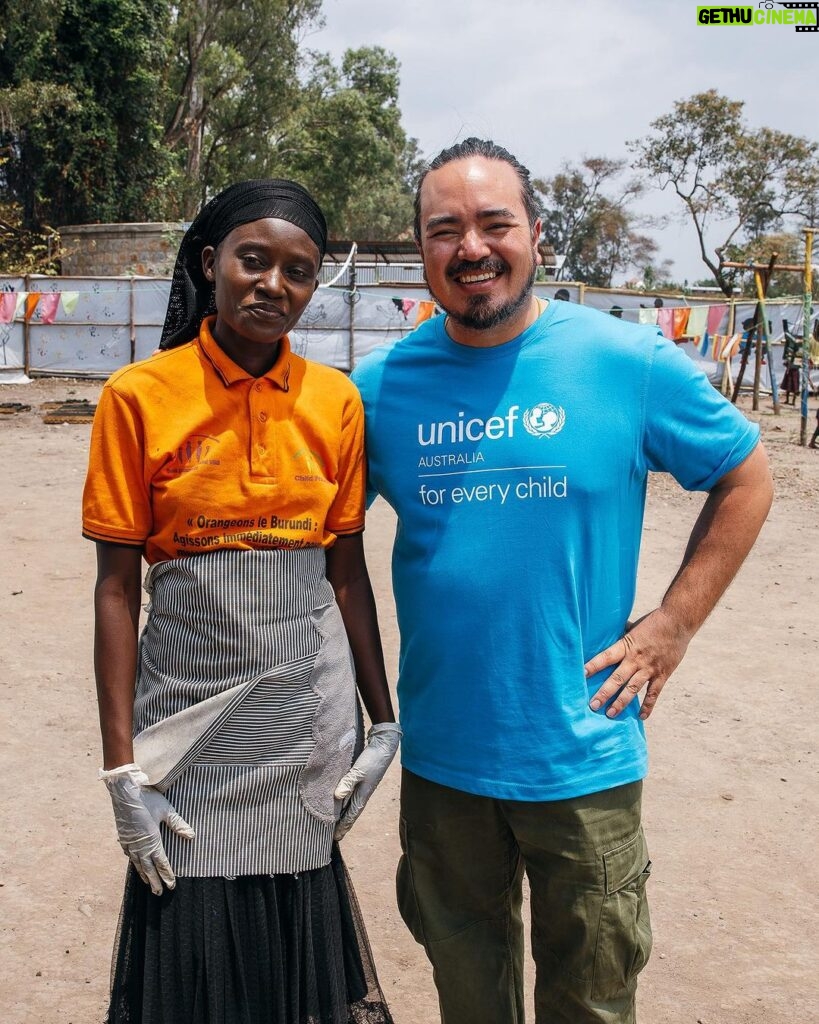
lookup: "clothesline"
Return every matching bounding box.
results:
[0,291,80,324]
[0,284,806,331]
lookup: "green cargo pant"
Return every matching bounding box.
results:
[397,770,651,1024]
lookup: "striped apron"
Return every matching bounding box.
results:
[131,547,358,877]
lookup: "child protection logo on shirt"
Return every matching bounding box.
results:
[168,434,221,474]
[522,403,565,438]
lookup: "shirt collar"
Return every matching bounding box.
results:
[198,315,292,391]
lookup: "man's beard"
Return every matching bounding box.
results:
[424,256,537,331]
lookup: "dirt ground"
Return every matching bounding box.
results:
[0,378,816,1024]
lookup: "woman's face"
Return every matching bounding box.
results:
[202,218,320,365]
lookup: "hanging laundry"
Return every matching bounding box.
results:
[14,292,27,319]
[0,292,16,324]
[638,308,658,325]
[702,303,728,356]
[401,298,416,317]
[39,293,61,324]
[60,291,80,316]
[720,334,741,360]
[391,297,405,317]
[25,293,41,321]
[672,307,690,339]
[657,308,674,339]
[710,334,725,360]
[686,306,708,344]
[415,300,437,325]
[706,304,727,335]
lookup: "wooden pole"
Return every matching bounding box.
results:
[724,257,772,406]
[719,259,804,272]
[752,301,763,412]
[731,312,753,405]
[129,277,136,365]
[347,253,357,373]
[800,228,816,446]
[754,256,780,415]
[721,298,736,396]
[22,274,31,377]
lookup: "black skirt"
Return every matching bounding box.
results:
[105,847,394,1024]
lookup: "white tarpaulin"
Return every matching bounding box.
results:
[0,275,810,380]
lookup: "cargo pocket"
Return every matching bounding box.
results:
[592,828,652,1000]
[396,815,429,948]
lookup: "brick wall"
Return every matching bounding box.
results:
[58,223,186,276]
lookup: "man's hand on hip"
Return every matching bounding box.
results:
[584,608,693,720]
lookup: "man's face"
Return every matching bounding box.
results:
[417,156,540,335]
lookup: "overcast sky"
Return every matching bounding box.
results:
[309,0,815,284]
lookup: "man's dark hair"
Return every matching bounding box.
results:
[413,137,541,242]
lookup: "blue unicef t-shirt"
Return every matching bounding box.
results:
[352,301,759,800]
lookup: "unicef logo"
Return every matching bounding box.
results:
[523,403,565,438]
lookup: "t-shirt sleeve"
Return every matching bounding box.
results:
[642,334,760,491]
[350,360,382,510]
[325,388,366,535]
[82,383,152,545]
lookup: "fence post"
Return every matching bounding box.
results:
[347,259,357,372]
[23,274,31,376]
[800,227,816,446]
[129,277,136,365]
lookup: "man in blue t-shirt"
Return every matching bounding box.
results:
[352,138,773,1024]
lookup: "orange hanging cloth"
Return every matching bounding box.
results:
[415,300,437,326]
[672,307,690,340]
[25,293,41,321]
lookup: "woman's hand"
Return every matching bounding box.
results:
[101,764,195,894]
[334,722,402,840]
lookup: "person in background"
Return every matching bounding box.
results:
[554,287,571,302]
[83,179,399,1024]
[781,317,801,405]
[353,137,773,1024]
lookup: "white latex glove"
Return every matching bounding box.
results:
[100,763,194,895]
[334,722,402,841]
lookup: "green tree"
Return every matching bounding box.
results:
[161,12,418,234]
[638,259,678,293]
[629,90,819,296]
[162,0,322,217]
[0,0,175,231]
[1,2,418,245]
[535,158,656,287]
[277,47,418,238]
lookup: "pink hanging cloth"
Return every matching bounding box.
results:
[0,292,17,324]
[39,293,61,324]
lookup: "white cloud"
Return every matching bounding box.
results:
[311,0,816,281]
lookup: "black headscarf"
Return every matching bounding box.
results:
[160,179,328,349]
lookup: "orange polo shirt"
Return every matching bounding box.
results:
[82,317,365,564]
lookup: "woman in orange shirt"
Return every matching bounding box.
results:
[83,180,399,1024]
